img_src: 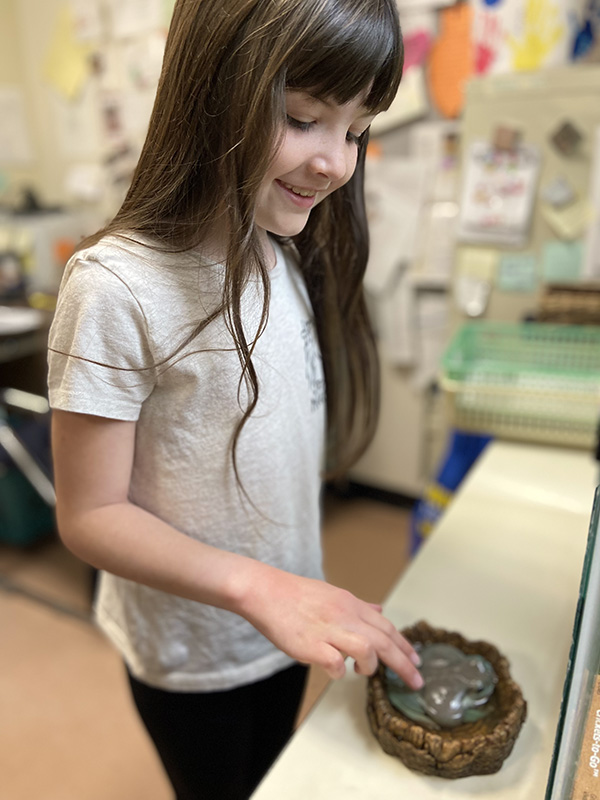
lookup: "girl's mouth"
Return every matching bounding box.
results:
[276,180,317,208]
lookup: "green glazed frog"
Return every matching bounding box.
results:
[385,643,498,730]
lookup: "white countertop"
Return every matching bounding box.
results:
[253,441,599,799]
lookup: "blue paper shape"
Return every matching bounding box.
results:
[497,253,538,292]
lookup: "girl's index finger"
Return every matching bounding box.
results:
[362,607,422,666]
[383,646,424,690]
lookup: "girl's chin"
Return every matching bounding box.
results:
[256,215,311,239]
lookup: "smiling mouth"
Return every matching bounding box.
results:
[279,181,318,198]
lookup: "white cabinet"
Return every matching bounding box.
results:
[350,358,447,497]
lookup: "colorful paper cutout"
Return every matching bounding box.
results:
[428,4,474,118]
[474,9,503,75]
[44,4,92,100]
[508,0,564,71]
[571,1,600,61]
[404,30,433,70]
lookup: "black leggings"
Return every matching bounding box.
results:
[126,663,308,800]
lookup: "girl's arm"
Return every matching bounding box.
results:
[52,409,423,689]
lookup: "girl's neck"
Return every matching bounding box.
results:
[257,229,277,270]
[198,226,277,271]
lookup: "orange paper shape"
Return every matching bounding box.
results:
[54,238,77,268]
[428,3,474,119]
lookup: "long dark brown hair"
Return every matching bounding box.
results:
[77,0,403,479]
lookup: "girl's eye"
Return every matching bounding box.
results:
[286,115,314,132]
[286,114,365,145]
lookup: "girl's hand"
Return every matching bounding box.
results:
[237,567,424,690]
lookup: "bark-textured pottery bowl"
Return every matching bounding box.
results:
[366,620,527,778]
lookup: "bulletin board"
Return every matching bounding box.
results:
[0,0,175,219]
[453,64,600,324]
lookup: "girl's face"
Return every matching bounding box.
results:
[254,91,376,245]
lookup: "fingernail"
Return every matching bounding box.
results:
[410,652,422,667]
[412,672,425,691]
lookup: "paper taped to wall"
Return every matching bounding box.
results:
[0,88,34,165]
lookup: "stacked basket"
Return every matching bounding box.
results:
[440,322,600,449]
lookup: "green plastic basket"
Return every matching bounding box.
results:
[440,322,600,449]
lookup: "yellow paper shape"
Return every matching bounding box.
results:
[428,3,474,119]
[508,0,564,71]
[44,4,91,100]
[457,247,499,281]
[541,200,590,240]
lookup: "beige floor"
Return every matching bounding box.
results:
[1,492,412,800]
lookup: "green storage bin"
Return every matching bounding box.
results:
[441,322,600,449]
[0,462,55,546]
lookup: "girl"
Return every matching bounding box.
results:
[48,0,423,797]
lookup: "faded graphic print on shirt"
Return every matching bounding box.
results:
[301,319,325,412]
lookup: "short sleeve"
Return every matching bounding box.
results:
[48,256,157,421]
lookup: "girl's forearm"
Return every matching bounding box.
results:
[58,499,424,688]
[57,500,265,614]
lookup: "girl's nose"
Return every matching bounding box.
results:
[309,140,348,183]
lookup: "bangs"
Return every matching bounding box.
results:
[284,0,403,112]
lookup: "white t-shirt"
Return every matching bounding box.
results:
[48,235,326,691]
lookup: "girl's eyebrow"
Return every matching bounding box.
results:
[306,93,333,107]
[283,91,330,108]
[298,92,373,121]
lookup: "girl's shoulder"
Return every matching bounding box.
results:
[73,232,204,277]
[54,233,223,359]
[63,232,216,303]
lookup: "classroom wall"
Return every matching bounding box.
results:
[0,0,42,204]
[452,65,600,328]
[1,0,172,220]
[3,0,599,495]
[14,0,82,207]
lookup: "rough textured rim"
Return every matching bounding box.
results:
[366,620,528,778]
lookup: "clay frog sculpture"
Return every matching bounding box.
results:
[385,643,498,730]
